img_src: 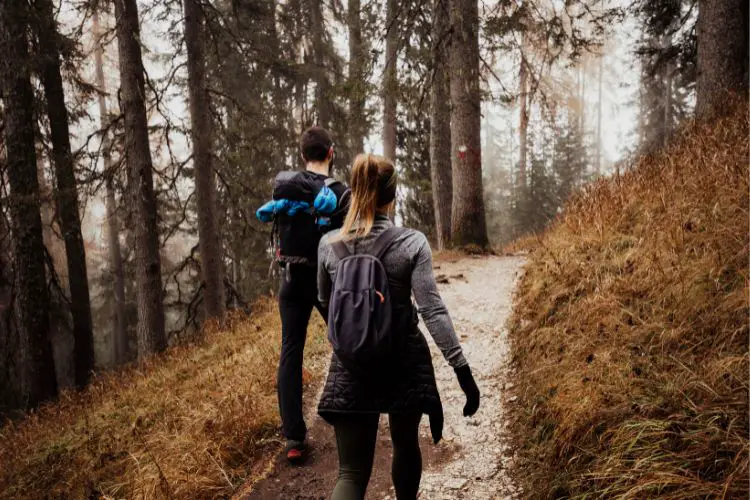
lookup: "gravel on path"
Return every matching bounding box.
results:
[412,255,524,500]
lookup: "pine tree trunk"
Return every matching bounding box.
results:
[310,0,331,128]
[579,55,586,136]
[294,40,306,138]
[695,0,748,119]
[382,0,398,161]
[518,51,528,189]
[348,0,365,154]
[184,0,226,323]
[663,59,673,148]
[508,119,515,203]
[92,10,128,365]
[225,105,243,307]
[448,0,488,247]
[113,0,166,358]
[430,0,452,249]
[293,12,307,140]
[0,0,58,406]
[596,54,603,175]
[35,0,94,388]
[0,204,20,409]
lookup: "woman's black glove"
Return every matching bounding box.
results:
[454,365,480,416]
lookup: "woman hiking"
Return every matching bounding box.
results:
[317,154,481,499]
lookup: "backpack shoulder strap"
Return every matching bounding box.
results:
[331,240,351,260]
[337,188,351,209]
[324,177,340,188]
[369,227,404,260]
[323,177,351,213]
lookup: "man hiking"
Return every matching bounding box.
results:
[256,126,350,462]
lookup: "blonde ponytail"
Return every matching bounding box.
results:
[338,154,396,241]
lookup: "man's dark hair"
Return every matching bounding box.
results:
[300,126,333,162]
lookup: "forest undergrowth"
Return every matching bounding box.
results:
[0,299,328,499]
[507,103,749,498]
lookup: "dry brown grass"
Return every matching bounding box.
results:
[503,233,543,254]
[0,298,329,499]
[507,104,749,499]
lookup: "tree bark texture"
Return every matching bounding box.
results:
[114,0,166,358]
[0,0,58,406]
[310,0,331,129]
[348,0,366,154]
[579,54,586,136]
[34,0,94,388]
[695,0,749,120]
[93,10,128,365]
[382,0,398,161]
[663,55,673,148]
[293,23,307,139]
[184,0,226,323]
[430,0,452,250]
[448,0,489,247]
[596,54,603,175]
[518,50,528,189]
[0,206,20,410]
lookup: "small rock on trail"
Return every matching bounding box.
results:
[237,256,525,499]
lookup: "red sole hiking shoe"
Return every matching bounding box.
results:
[285,441,307,464]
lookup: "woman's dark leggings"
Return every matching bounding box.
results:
[331,413,422,500]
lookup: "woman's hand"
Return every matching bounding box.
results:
[454,365,480,416]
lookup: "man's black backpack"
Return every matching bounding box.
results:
[327,228,404,377]
[272,170,349,266]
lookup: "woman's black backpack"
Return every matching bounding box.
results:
[327,228,404,377]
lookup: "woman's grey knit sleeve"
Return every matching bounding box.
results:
[318,235,333,308]
[409,233,468,369]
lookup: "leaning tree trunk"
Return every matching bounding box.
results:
[113,0,166,358]
[35,0,94,388]
[695,0,749,120]
[348,0,366,154]
[429,0,452,250]
[184,0,225,323]
[382,0,398,161]
[93,10,128,364]
[0,0,58,406]
[448,0,489,247]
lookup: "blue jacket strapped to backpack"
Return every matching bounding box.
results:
[256,184,340,227]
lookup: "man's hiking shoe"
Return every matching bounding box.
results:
[285,440,307,463]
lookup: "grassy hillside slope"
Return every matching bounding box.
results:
[507,106,748,499]
[0,299,328,499]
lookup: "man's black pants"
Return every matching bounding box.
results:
[278,265,326,442]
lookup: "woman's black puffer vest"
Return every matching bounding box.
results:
[317,241,444,443]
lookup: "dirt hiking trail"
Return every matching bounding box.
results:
[237,256,525,499]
